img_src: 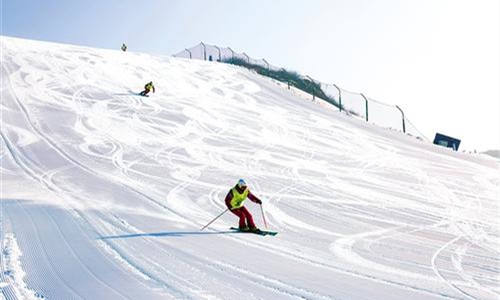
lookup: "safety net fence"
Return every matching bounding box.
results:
[174,42,429,141]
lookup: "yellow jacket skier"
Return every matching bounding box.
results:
[224,179,263,232]
[139,81,155,96]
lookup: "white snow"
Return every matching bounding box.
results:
[1,35,499,299]
[1,234,40,300]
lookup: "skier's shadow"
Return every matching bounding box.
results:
[98,230,238,240]
[113,91,139,96]
[113,93,138,96]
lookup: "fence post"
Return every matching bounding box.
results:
[333,84,342,112]
[200,42,207,60]
[281,68,290,89]
[306,76,316,101]
[214,46,221,61]
[395,105,406,133]
[242,52,250,63]
[262,59,270,70]
[228,47,235,59]
[185,48,192,59]
[360,93,369,122]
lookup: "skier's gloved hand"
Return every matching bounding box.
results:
[256,199,262,205]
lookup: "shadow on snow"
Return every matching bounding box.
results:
[98,230,239,240]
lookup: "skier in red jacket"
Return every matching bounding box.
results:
[225,179,262,232]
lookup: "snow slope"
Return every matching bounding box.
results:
[1,36,499,300]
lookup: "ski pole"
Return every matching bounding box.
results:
[200,208,229,231]
[260,204,268,229]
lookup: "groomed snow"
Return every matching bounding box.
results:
[1,36,499,300]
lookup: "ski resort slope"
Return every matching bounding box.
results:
[1,36,499,300]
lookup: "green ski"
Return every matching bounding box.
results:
[230,227,278,236]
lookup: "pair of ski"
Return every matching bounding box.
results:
[230,227,277,236]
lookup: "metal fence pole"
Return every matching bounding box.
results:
[185,48,192,59]
[228,47,235,59]
[280,68,290,89]
[262,59,270,70]
[360,93,369,122]
[200,42,207,60]
[306,76,316,101]
[395,105,406,133]
[214,46,221,61]
[242,52,250,63]
[333,84,342,112]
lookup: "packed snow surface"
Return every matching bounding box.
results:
[1,36,499,299]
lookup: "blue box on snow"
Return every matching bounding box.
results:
[433,133,461,151]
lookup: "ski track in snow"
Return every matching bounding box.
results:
[1,36,499,299]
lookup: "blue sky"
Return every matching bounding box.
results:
[2,0,499,151]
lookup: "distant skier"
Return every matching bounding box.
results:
[225,179,263,232]
[121,43,127,52]
[139,81,155,97]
